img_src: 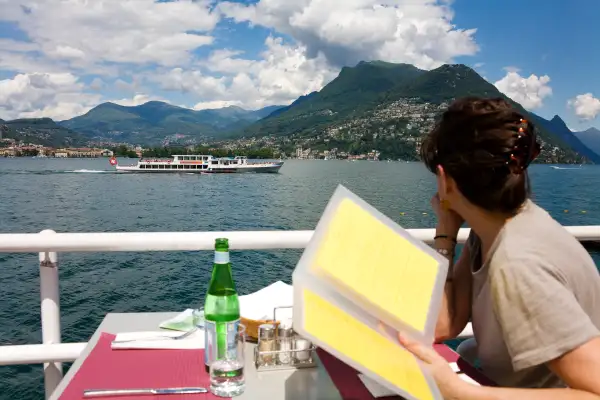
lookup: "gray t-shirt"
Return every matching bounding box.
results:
[462,200,600,388]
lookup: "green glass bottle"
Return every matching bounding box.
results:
[204,238,240,371]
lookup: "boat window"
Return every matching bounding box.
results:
[152,164,158,169]
[211,161,218,164]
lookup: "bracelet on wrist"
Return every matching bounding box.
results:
[434,234,457,244]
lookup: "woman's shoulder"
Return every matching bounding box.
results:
[493,201,596,281]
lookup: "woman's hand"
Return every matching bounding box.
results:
[431,194,464,237]
[398,332,470,400]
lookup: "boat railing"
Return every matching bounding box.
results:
[1,226,600,398]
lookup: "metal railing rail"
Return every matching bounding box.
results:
[1,225,599,398]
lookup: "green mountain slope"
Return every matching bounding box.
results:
[0,118,88,147]
[238,62,586,163]
[61,102,284,145]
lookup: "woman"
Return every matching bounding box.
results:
[402,97,600,399]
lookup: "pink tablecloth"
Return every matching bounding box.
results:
[59,333,228,400]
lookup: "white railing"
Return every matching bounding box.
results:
[1,226,599,398]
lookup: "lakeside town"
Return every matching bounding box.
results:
[0,136,385,161]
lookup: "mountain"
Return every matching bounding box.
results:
[60,102,285,145]
[237,61,587,163]
[574,127,600,156]
[529,114,600,163]
[0,118,87,147]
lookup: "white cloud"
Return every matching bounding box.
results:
[0,72,101,120]
[194,100,244,110]
[568,93,600,121]
[111,94,162,107]
[473,62,485,68]
[155,36,337,109]
[494,71,552,110]
[502,66,521,73]
[218,0,478,70]
[0,0,218,69]
[0,0,484,119]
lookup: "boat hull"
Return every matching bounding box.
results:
[115,162,283,174]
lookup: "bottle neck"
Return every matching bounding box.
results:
[208,251,236,296]
[214,250,229,265]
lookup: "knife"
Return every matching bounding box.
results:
[83,387,208,397]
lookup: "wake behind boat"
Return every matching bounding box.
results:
[109,154,283,174]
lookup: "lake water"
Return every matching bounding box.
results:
[1,158,599,399]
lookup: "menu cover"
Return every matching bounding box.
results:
[292,185,449,400]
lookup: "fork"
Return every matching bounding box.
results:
[111,327,198,344]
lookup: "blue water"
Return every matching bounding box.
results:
[1,158,599,399]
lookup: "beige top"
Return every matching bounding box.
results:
[462,200,600,388]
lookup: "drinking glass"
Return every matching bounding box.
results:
[209,323,246,397]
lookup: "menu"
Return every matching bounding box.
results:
[292,185,449,400]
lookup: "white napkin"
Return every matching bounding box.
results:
[111,329,204,350]
[357,374,398,398]
[458,373,481,386]
[238,281,294,321]
[159,308,202,331]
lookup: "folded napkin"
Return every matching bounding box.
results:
[238,280,294,321]
[357,374,398,398]
[159,308,202,332]
[111,329,204,350]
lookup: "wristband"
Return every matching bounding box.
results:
[434,234,457,244]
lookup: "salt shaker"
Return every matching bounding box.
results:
[257,323,276,366]
[294,335,312,363]
[277,319,294,365]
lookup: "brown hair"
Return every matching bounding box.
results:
[421,97,541,214]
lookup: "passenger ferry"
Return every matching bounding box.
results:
[109,154,284,173]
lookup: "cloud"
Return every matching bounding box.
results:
[155,36,338,109]
[111,94,163,107]
[217,0,479,70]
[0,0,482,119]
[502,66,521,73]
[193,100,244,110]
[568,93,600,121]
[473,62,485,68]
[494,71,552,109]
[0,72,101,120]
[0,0,219,70]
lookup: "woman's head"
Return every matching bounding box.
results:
[421,97,540,215]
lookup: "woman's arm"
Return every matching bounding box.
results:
[435,237,473,342]
[459,337,600,399]
[397,332,600,400]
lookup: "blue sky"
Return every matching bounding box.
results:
[0,0,599,131]
[452,0,600,130]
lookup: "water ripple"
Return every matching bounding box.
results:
[1,158,599,399]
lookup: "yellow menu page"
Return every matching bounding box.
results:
[311,198,440,334]
[303,288,435,400]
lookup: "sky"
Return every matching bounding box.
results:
[0,0,599,132]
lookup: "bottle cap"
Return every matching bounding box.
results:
[277,319,294,338]
[258,323,276,340]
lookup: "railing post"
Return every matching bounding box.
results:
[39,229,62,399]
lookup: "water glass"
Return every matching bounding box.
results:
[209,323,246,397]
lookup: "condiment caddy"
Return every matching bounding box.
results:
[254,306,317,371]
